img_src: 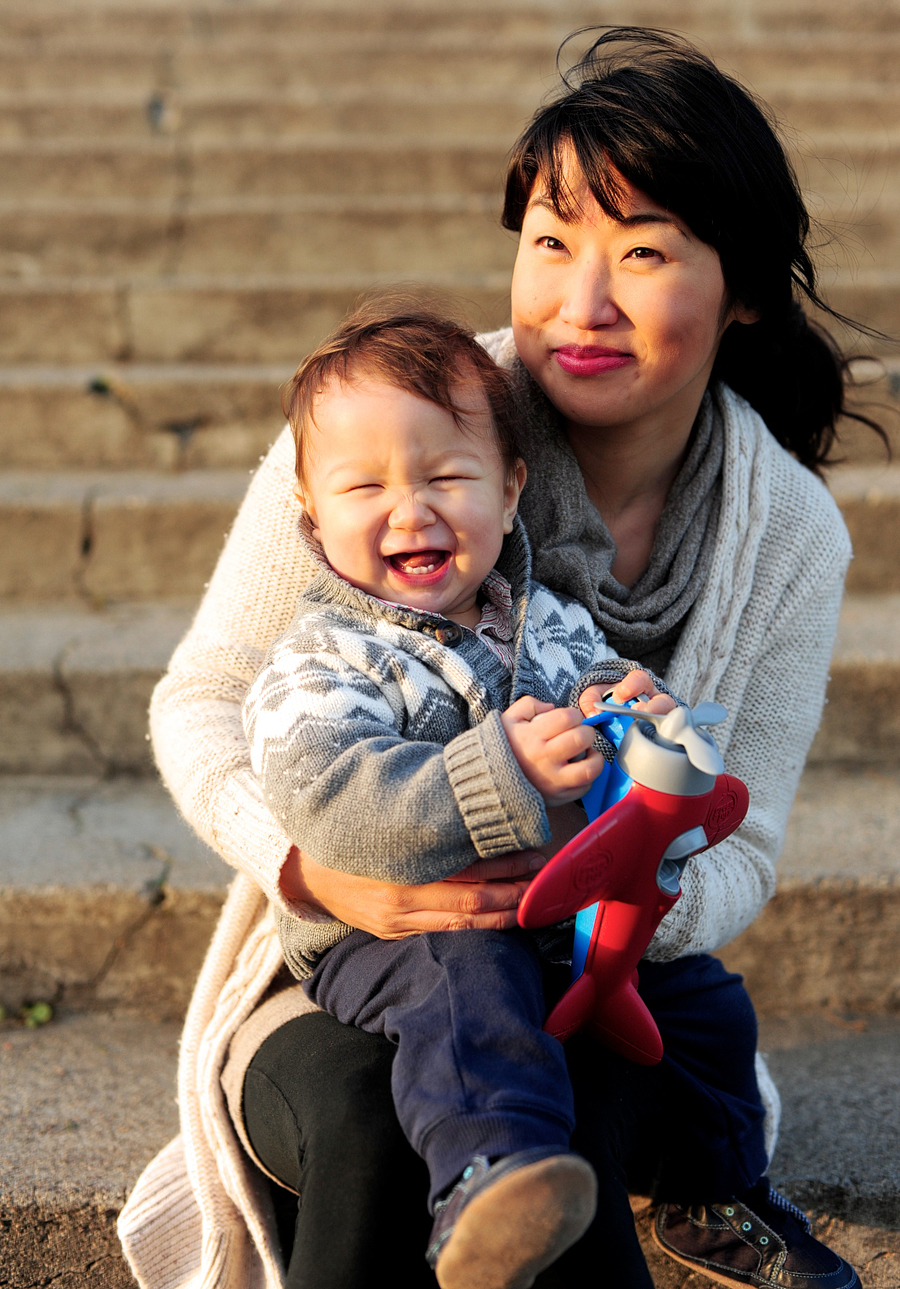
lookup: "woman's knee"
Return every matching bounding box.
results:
[243,1011,404,1188]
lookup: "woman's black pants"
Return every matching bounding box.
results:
[241,952,767,1289]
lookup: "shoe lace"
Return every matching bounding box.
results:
[765,1183,812,1233]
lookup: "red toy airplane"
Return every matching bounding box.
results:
[517,700,749,1065]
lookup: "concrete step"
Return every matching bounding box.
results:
[0,363,290,469]
[11,0,900,48]
[810,593,900,763]
[0,197,518,279]
[0,603,189,774]
[3,464,898,600]
[830,464,900,593]
[1,132,898,204]
[0,1008,897,1286]
[0,40,558,95]
[0,271,512,364]
[720,762,900,1014]
[0,775,228,1018]
[0,0,738,46]
[0,1012,181,1289]
[4,81,900,144]
[0,470,248,602]
[0,85,541,142]
[0,592,894,776]
[0,199,894,283]
[638,1015,900,1285]
[0,135,515,200]
[4,32,900,96]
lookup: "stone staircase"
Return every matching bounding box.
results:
[0,2,898,1285]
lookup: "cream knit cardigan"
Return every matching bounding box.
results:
[119,380,850,1289]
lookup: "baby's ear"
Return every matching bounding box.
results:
[294,486,320,532]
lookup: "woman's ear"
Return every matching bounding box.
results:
[502,458,528,533]
[730,300,760,326]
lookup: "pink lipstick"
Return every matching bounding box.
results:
[554,345,632,376]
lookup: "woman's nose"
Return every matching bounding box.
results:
[558,266,619,331]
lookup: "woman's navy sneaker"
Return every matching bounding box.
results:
[653,1178,859,1288]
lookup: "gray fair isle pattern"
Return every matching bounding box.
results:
[242,518,644,976]
[125,362,851,1289]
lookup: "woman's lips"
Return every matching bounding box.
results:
[554,345,633,376]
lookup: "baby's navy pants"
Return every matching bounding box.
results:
[304,927,767,1208]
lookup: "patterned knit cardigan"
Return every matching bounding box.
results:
[243,519,622,977]
[119,379,850,1289]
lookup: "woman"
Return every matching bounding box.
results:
[120,29,875,1289]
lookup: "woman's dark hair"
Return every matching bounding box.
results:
[502,27,886,472]
[283,292,523,489]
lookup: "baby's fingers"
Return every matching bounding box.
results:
[546,749,607,802]
[544,718,599,764]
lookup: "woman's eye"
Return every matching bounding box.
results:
[537,235,568,252]
[628,245,661,260]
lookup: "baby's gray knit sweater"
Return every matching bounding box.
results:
[243,518,643,976]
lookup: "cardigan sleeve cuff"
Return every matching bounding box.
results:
[568,658,677,709]
[443,709,549,858]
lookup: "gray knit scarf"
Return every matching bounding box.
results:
[509,359,723,676]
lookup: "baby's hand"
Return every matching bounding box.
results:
[500,696,606,808]
[578,669,677,720]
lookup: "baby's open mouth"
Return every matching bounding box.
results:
[388,550,449,577]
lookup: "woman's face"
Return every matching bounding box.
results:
[511,167,741,444]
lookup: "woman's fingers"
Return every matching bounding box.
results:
[445,850,546,882]
[374,875,532,935]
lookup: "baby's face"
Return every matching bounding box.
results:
[299,376,525,628]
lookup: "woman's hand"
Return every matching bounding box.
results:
[279,846,546,938]
[578,668,677,718]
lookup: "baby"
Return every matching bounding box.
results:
[243,300,675,1289]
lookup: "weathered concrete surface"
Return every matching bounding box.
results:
[0,1012,178,1287]
[1,1011,897,1288]
[809,594,900,764]
[0,1013,180,1209]
[0,775,229,1017]
[761,1014,900,1228]
[0,603,190,773]
[720,764,900,1013]
[0,136,514,201]
[0,274,511,365]
[0,470,247,601]
[1,132,897,204]
[0,363,290,469]
[831,465,900,593]
[0,199,518,279]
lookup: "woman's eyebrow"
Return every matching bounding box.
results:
[620,212,687,235]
